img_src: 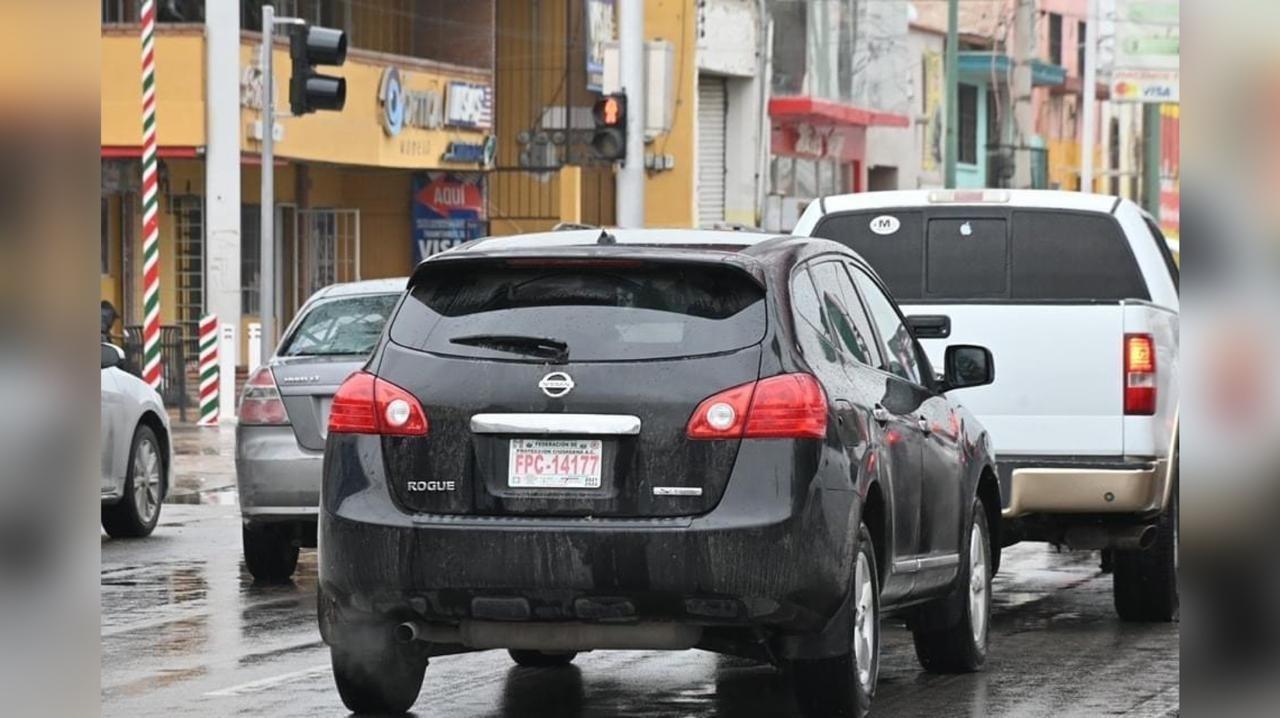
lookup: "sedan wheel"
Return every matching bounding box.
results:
[102,424,165,539]
[131,437,162,525]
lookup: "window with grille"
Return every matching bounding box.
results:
[958,84,978,165]
[1049,13,1063,66]
[170,194,205,358]
[241,204,261,315]
[1077,21,1087,77]
[101,198,111,276]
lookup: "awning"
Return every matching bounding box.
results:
[769,96,910,129]
[958,52,1067,87]
[101,145,201,159]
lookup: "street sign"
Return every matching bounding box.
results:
[1111,0,1179,103]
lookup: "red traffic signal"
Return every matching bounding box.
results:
[596,95,624,126]
[591,94,627,161]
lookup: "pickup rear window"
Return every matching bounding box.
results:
[812,209,1151,302]
[389,261,766,362]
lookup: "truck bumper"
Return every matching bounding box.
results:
[1000,457,1174,518]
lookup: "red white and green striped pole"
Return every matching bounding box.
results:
[139,0,163,390]
[197,315,219,425]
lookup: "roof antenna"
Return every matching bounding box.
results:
[596,229,617,245]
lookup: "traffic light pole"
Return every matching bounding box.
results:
[617,0,645,227]
[260,4,276,363]
[258,5,344,363]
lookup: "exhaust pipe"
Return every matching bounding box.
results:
[1063,525,1157,551]
[395,620,428,644]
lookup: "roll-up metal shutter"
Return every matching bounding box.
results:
[697,76,727,227]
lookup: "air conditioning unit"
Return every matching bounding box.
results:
[601,40,674,139]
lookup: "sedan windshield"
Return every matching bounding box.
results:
[278,294,399,357]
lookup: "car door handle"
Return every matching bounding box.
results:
[872,404,891,424]
[917,416,931,434]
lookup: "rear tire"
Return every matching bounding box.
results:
[1114,488,1178,622]
[101,425,164,539]
[330,629,426,715]
[910,496,991,673]
[791,521,879,718]
[507,649,578,667]
[242,524,299,583]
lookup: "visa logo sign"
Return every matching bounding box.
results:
[1143,85,1175,99]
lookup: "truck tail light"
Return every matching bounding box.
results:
[1124,333,1156,416]
[328,371,429,436]
[238,366,290,425]
[687,373,828,440]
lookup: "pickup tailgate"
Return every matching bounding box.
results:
[910,304,1125,456]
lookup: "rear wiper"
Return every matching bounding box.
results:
[449,334,570,363]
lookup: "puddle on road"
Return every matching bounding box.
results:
[167,485,239,506]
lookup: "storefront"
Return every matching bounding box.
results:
[764,96,908,231]
[100,26,493,363]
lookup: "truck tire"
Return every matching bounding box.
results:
[508,649,577,667]
[331,628,427,715]
[910,496,991,673]
[1113,488,1178,622]
[242,524,299,584]
[791,521,879,718]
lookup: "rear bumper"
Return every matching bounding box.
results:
[235,425,322,524]
[1000,456,1173,518]
[318,436,857,646]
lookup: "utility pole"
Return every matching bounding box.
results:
[1012,0,1036,188]
[260,5,276,365]
[616,0,646,227]
[1142,104,1162,218]
[1079,0,1099,192]
[944,0,959,188]
[206,0,241,417]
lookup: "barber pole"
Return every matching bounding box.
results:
[197,315,219,425]
[139,0,162,389]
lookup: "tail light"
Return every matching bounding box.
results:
[239,367,290,425]
[687,373,828,440]
[1124,333,1157,416]
[328,371,429,436]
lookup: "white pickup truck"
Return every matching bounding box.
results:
[796,189,1179,622]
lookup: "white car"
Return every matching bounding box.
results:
[101,343,172,538]
[797,189,1179,622]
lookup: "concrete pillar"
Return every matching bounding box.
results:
[205,0,242,418]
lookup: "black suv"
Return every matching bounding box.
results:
[319,229,1001,717]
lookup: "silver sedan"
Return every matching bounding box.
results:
[235,278,405,582]
[101,343,172,538]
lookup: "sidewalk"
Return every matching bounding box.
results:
[166,422,239,505]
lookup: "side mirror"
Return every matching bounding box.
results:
[101,342,125,370]
[942,344,994,391]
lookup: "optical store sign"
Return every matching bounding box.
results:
[379,68,493,137]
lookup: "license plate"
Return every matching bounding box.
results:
[508,439,603,489]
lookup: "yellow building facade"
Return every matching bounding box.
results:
[101,1,704,369]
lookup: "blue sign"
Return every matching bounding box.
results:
[412,172,488,262]
[441,141,487,163]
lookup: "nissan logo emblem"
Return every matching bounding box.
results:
[538,372,575,398]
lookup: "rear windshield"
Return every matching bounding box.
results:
[278,293,399,357]
[389,261,766,362]
[811,209,1150,302]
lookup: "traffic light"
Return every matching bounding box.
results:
[590,93,627,161]
[289,25,347,116]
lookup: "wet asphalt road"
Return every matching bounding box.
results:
[101,503,1179,717]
